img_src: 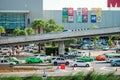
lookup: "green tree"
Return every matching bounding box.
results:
[19,30,27,36]
[13,28,21,36]
[93,36,100,49]
[64,38,77,47]
[48,18,56,24]
[113,34,120,40]
[32,19,47,34]
[108,35,114,48]
[0,26,5,36]
[25,28,35,35]
[45,19,64,32]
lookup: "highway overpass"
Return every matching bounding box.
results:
[0,27,120,45]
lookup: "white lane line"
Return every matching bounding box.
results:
[100,67,113,71]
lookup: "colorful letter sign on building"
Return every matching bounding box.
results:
[107,0,120,7]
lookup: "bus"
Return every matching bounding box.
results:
[105,53,120,62]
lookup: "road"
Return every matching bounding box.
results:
[0,60,120,77]
[0,50,119,77]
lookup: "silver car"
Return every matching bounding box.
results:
[70,60,91,67]
[111,59,120,66]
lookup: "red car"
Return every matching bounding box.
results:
[96,55,106,61]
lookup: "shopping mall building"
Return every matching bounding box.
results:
[0,0,120,34]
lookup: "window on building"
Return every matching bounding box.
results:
[0,13,25,33]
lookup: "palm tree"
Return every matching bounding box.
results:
[13,28,21,36]
[19,30,27,36]
[48,18,56,24]
[45,19,64,33]
[108,35,114,48]
[32,19,47,34]
[25,28,35,35]
[0,26,5,36]
[93,36,100,49]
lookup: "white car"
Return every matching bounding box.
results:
[0,60,16,65]
[34,54,51,61]
[70,60,91,67]
[51,57,70,66]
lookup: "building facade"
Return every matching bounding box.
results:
[0,0,43,33]
[0,0,120,34]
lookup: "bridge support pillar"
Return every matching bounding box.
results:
[58,41,65,55]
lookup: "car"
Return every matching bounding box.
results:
[70,60,91,67]
[0,55,9,60]
[111,59,120,66]
[116,48,120,53]
[9,57,21,64]
[102,45,109,51]
[62,29,72,32]
[51,57,69,66]
[77,56,94,62]
[96,55,106,61]
[64,52,76,59]
[25,57,43,64]
[1,47,9,54]
[34,54,51,61]
[0,59,16,65]
[76,51,86,57]
[24,46,38,53]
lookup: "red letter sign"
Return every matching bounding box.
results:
[107,0,120,7]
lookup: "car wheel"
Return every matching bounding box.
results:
[74,64,77,67]
[114,63,117,66]
[54,62,57,66]
[9,63,14,67]
[28,61,32,64]
[86,64,89,67]
[65,62,69,65]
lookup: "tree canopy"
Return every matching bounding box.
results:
[0,26,5,34]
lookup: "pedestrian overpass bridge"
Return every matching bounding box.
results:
[0,27,120,45]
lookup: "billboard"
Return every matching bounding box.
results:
[68,16,74,23]
[62,8,68,15]
[62,8,68,23]
[91,15,96,23]
[82,8,88,22]
[68,8,74,16]
[82,8,88,15]
[91,8,102,23]
[76,8,82,23]
[82,15,88,23]
[62,15,68,23]
[96,8,102,22]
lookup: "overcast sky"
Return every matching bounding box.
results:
[43,0,108,10]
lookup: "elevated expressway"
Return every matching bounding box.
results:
[0,27,120,45]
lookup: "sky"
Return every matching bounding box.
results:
[43,0,108,10]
